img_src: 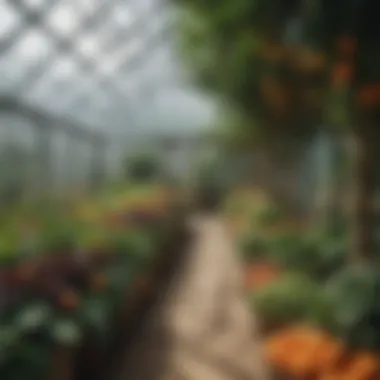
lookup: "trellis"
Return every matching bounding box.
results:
[0,0,174,201]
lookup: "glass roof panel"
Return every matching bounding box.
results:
[46,2,84,36]
[22,0,51,9]
[0,0,175,134]
[0,2,21,40]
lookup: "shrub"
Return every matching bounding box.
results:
[251,273,330,328]
[262,225,348,279]
[325,265,380,351]
[126,154,160,182]
[238,233,268,263]
[254,201,283,227]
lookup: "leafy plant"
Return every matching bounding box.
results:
[260,224,348,279]
[0,230,21,266]
[325,265,380,351]
[252,273,330,328]
[238,232,268,263]
[126,154,161,182]
[38,217,80,254]
[254,202,283,227]
[0,184,180,379]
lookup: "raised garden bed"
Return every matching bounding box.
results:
[75,219,190,380]
[0,185,191,380]
[224,187,379,380]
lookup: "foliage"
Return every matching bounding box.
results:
[0,185,181,377]
[252,273,331,328]
[174,0,324,141]
[194,151,228,209]
[176,0,380,264]
[254,252,380,353]
[253,201,283,227]
[223,187,270,220]
[239,218,348,279]
[325,264,380,351]
[266,231,345,279]
[125,154,161,182]
[238,233,268,263]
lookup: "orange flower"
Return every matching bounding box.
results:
[320,352,379,380]
[345,352,379,380]
[265,329,298,369]
[285,330,339,376]
[320,371,347,380]
[265,326,346,378]
[314,338,345,370]
[264,326,323,372]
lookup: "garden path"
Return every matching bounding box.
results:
[119,215,269,380]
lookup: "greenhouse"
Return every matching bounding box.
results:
[1,1,380,380]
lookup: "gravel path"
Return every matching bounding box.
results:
[119,215,269,380]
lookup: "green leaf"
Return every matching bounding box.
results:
[252,273,325,326]
[327,266,378,338]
